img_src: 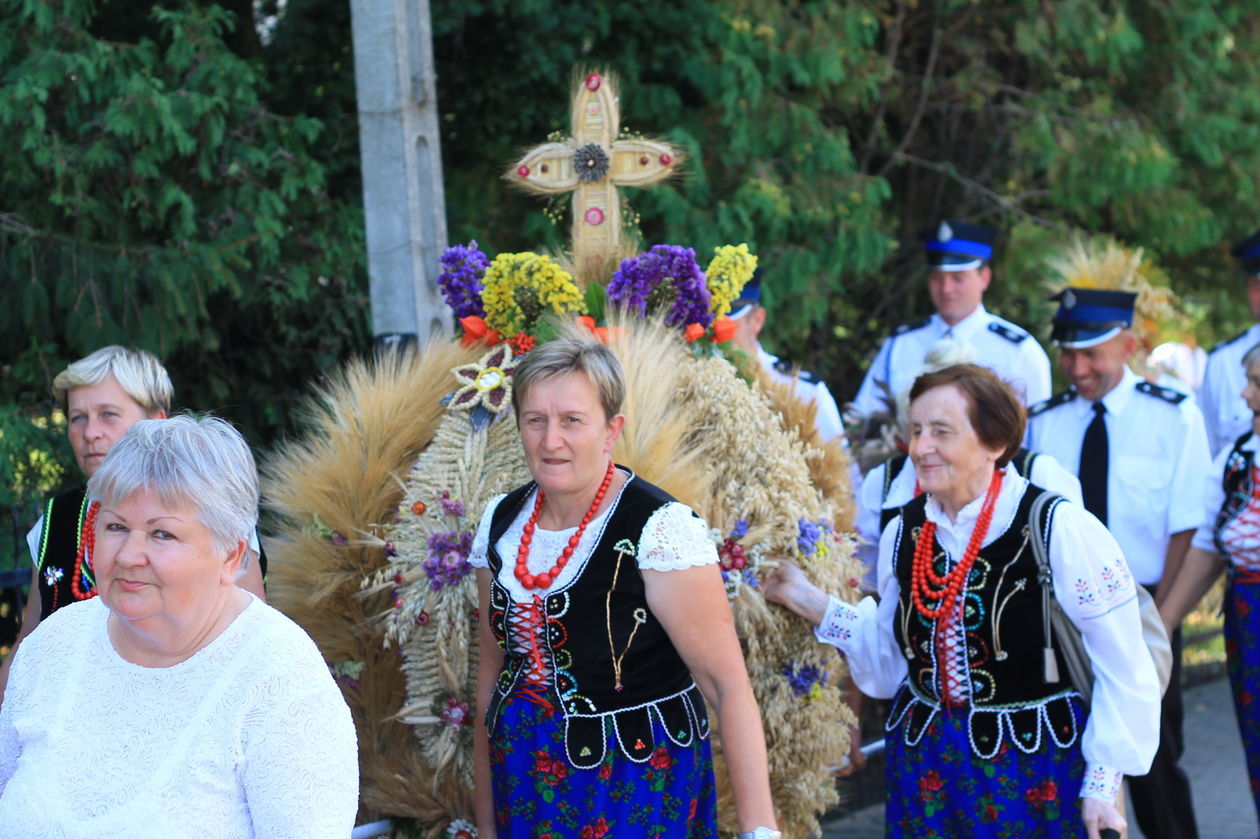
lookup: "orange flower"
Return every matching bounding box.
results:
[711,316,737,343]
[411,501,427,515]
[684,322,705,342]
[459,315,501,347]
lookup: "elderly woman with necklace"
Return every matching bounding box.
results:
[471,338,778,839]
[766,364,1160,839]
[0,415,357,836]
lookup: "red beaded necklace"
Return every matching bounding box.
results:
[909,470,1004,621]
[71,500,100,601]
[515,460,615,590]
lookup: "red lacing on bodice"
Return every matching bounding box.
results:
[505,594,554,711]
[1225,465,1260,572]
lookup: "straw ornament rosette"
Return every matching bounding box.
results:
[263,243,859,836]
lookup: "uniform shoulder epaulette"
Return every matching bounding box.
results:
[891,317,931,338]
[1028,390,1074,417]
[1210,329,1253,354]
[987,320,1029,344]
[1135,380,1188,405]
[772,358,822,384]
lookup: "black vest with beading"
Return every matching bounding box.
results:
[886,484,1081,759]
[1215,432,1257,560]
[35,485,92,620]
[484,472,709,769]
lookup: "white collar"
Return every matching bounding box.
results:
[923,461,1025,543]
[933,303,988,340]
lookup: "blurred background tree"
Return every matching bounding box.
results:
[4,0,1260,576]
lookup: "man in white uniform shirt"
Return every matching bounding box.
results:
[729,271,845,444]
[1025,287,1213,839]
[1199,228,1260,456]
[851,220,1051,417]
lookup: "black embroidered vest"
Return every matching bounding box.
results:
[35,485,92,620]
[879,448,1040,531]
[886,484,1081,759]
[484,472,709,769]
[1215,432,1257,560]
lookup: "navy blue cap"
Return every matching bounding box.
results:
[729,267,763,319]
[922,220,998,271]
[1050,287,1137,348]
[1232,230,1260,276]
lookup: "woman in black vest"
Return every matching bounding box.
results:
[471,339,778,839]
[766,364,1160,839]
[1161,342,1260,827]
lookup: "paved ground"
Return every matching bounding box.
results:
[820,676,1258,838]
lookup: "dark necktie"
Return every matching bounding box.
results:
[1079,402,1108,525]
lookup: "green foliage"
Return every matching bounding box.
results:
[0,0,369,570]
[6,0,1260,576]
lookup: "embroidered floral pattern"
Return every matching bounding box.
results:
[1073,555,1135,617]
[1080,764,1122,801]
[816,597,859,643]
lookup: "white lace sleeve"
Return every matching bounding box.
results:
[240,637,360,837]
[469,493,507,570]
[637,502,720,572]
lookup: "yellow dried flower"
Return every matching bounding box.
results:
[705,243,758,318]
[481,252,584,336]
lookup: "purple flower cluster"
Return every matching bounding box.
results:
[607,244,713,328]
[797,518,830,556]
[730,518,750,540]
[438,241,489,319]
[424,530,474,590]
[782,662,828,697]
[439,491,465,518]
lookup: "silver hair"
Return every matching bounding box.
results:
[1243,342,1260,372]
[86,415,259,564]
[896,337,978,430]
[511,337,626,421]
[53,345,173,414]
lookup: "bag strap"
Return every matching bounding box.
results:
[1029,491,1064,684]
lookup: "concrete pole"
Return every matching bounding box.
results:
[350,0,448,350]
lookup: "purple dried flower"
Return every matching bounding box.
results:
[424,530,474,590]
[730,518,750,539]
[438,241,489,319]
[797,518,829,556]
[440,490,465,518]
[782,662,828,696]
[607,244,713,328]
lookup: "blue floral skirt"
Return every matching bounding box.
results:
[1224,575,1260,824]
[488,691,718,838]
[885,699,1087,838]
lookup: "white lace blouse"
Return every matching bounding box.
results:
[469,470,718,602]
[0,596,358,838]
[816,463,1161,803]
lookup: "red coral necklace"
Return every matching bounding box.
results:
[71,500,101,601]
[910,470,1003,620]
[515,460,615,590]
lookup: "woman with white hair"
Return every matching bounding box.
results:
[0,416,358,837]
[0,345,265,705]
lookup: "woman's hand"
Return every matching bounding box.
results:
[762,560,830,625]
[1082,795,1126,839]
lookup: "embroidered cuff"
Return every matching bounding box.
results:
[1080,763,1122,801]
[814,596,859,649]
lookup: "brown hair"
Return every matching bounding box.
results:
[908,363,1025,467]
[511,337,626,422]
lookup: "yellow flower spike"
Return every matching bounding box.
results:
[705,243,758,318]
[482,252,584,337]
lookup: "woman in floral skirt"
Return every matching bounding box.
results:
[1161,342,1260,828]
[471,338,778,839]
[766,364,1160,839]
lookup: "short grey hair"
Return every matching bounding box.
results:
[86,415,259,562]
[53,346,173,415]
[1243,342,1260,373]
[511,338,626,421]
